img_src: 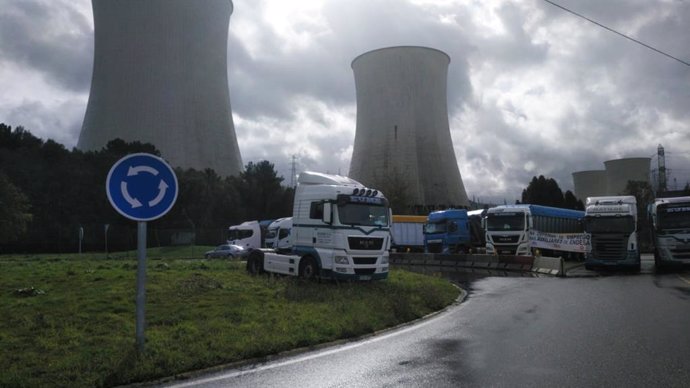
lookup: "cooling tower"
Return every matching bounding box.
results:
[604,157,651,195]
[572,170,607,201]
[349,46,470,210]
[78,0,242,176]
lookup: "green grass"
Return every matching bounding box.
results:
[0,247,459,387]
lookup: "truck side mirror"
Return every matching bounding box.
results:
[323,202,332,224]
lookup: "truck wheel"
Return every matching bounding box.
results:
[246,250,264,275]
[299,256,318,279]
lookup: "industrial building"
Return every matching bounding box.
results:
[348,46,470,212]
[78,0,243,176]
[572,157,651,200]
[604,158,651,195]
[572,170,607,202]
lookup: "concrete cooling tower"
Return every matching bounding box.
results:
[572,170,607,201]
[78,0,243,176]
[604,157,651,195]
[348,46,470,210]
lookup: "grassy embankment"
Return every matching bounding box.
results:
[1,246,459,387]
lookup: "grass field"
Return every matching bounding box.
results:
[0,246,459,387]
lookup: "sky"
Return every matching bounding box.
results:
[1,0,689,204]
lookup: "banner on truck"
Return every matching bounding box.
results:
[529,230,590,253]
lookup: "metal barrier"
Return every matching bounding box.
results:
[389,253,565,277]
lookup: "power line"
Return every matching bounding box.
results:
[542,0,690,67]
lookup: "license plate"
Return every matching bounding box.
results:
[359,275,371,280]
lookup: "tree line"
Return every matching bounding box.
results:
[519,175,584,210]
[0,124,293,253]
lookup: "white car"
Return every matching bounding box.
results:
[204,244,247,259]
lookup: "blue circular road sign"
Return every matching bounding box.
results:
[106,153,178,221]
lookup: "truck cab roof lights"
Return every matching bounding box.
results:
[352,188,381,197]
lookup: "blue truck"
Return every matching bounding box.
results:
[424,209,486,254]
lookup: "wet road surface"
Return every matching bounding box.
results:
[165,256,690,387]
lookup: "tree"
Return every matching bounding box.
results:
[521,175,564,208]
[239,161,291,220]
[0,173,32,244]
[563,190,584,210]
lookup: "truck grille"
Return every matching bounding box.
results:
[669,245,690,260]
[354,268,376,275]
[348,237,383,250]
[591,234,628,260]
[353,257,378,265]
[493,235,520,244]
[496,246,518,255]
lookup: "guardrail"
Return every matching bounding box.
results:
[389,253,566,277]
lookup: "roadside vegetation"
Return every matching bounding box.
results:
[1,246,459,387]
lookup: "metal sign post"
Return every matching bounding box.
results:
[106,153,178,352]
[136,221,147,350]
[105,224,110,257]
[78,227,84,255]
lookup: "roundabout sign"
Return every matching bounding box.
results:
[105,152,178,352]
[106,153,178,221]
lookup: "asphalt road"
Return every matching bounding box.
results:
[165,256,690,388]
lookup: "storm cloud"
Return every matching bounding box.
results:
[1,0,688,203]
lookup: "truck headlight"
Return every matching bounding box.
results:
[381,256,388,265]
[334,255,349,265]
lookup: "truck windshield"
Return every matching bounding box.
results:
[423,222,446,234]
[486,214,524,231]
[265,229,277,239]
[338,204,389,227]
[658,207,690,231]
[584,216,635,233]
[228,229,253,241]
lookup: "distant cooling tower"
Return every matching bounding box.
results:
[604,158,651,195]
[572,170,607,201]
[78,0,242,176]
[349,46,470,210]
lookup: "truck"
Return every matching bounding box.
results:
[584,196,640,271]
[228,219,274,249]
[648,196,690,269]
[264,217,293,253]
[423,209,486,254]
[390,215,426,252]
[485,204,585,259]
[246,171,391,280]
[227,220,261,250]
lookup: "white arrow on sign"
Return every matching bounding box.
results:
[148,180,169,207]
[128,165,159,176]
[121,182,143,208]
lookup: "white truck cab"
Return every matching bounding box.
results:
[265,217,293,253]
[228,221,261,250]
[584,196,640,270]
[246,171,391,281]
[649,196,690,269]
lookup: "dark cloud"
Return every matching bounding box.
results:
[1,0,689,200]
[0,0,93,91]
